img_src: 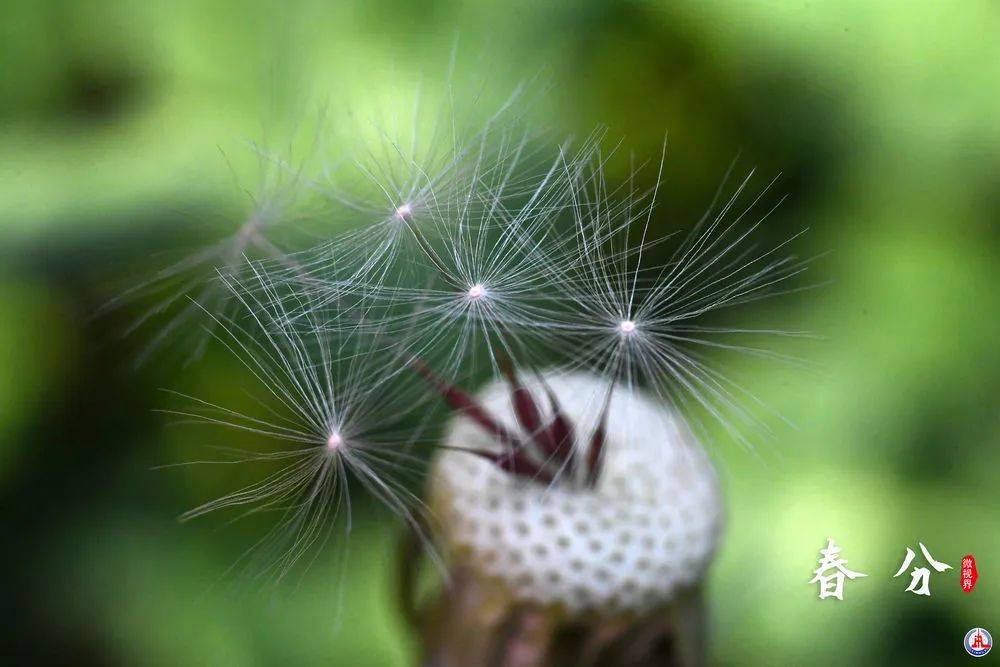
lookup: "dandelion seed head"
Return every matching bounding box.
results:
[430,372,722,615]
[617,319,637,335]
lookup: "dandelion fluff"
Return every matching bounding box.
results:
[162,266,437,584]
[540,144,813,450]
[145,84,809,620]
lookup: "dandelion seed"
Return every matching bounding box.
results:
[162,264,439,585]
[104,122,329,366]
[537,141,814,451]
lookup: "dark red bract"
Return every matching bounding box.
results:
[410,358,610,487]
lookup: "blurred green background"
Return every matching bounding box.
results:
[2,1,998,665]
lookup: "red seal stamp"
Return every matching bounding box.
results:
[961,554,978,593]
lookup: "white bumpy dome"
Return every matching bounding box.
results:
[430,371,723,616]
